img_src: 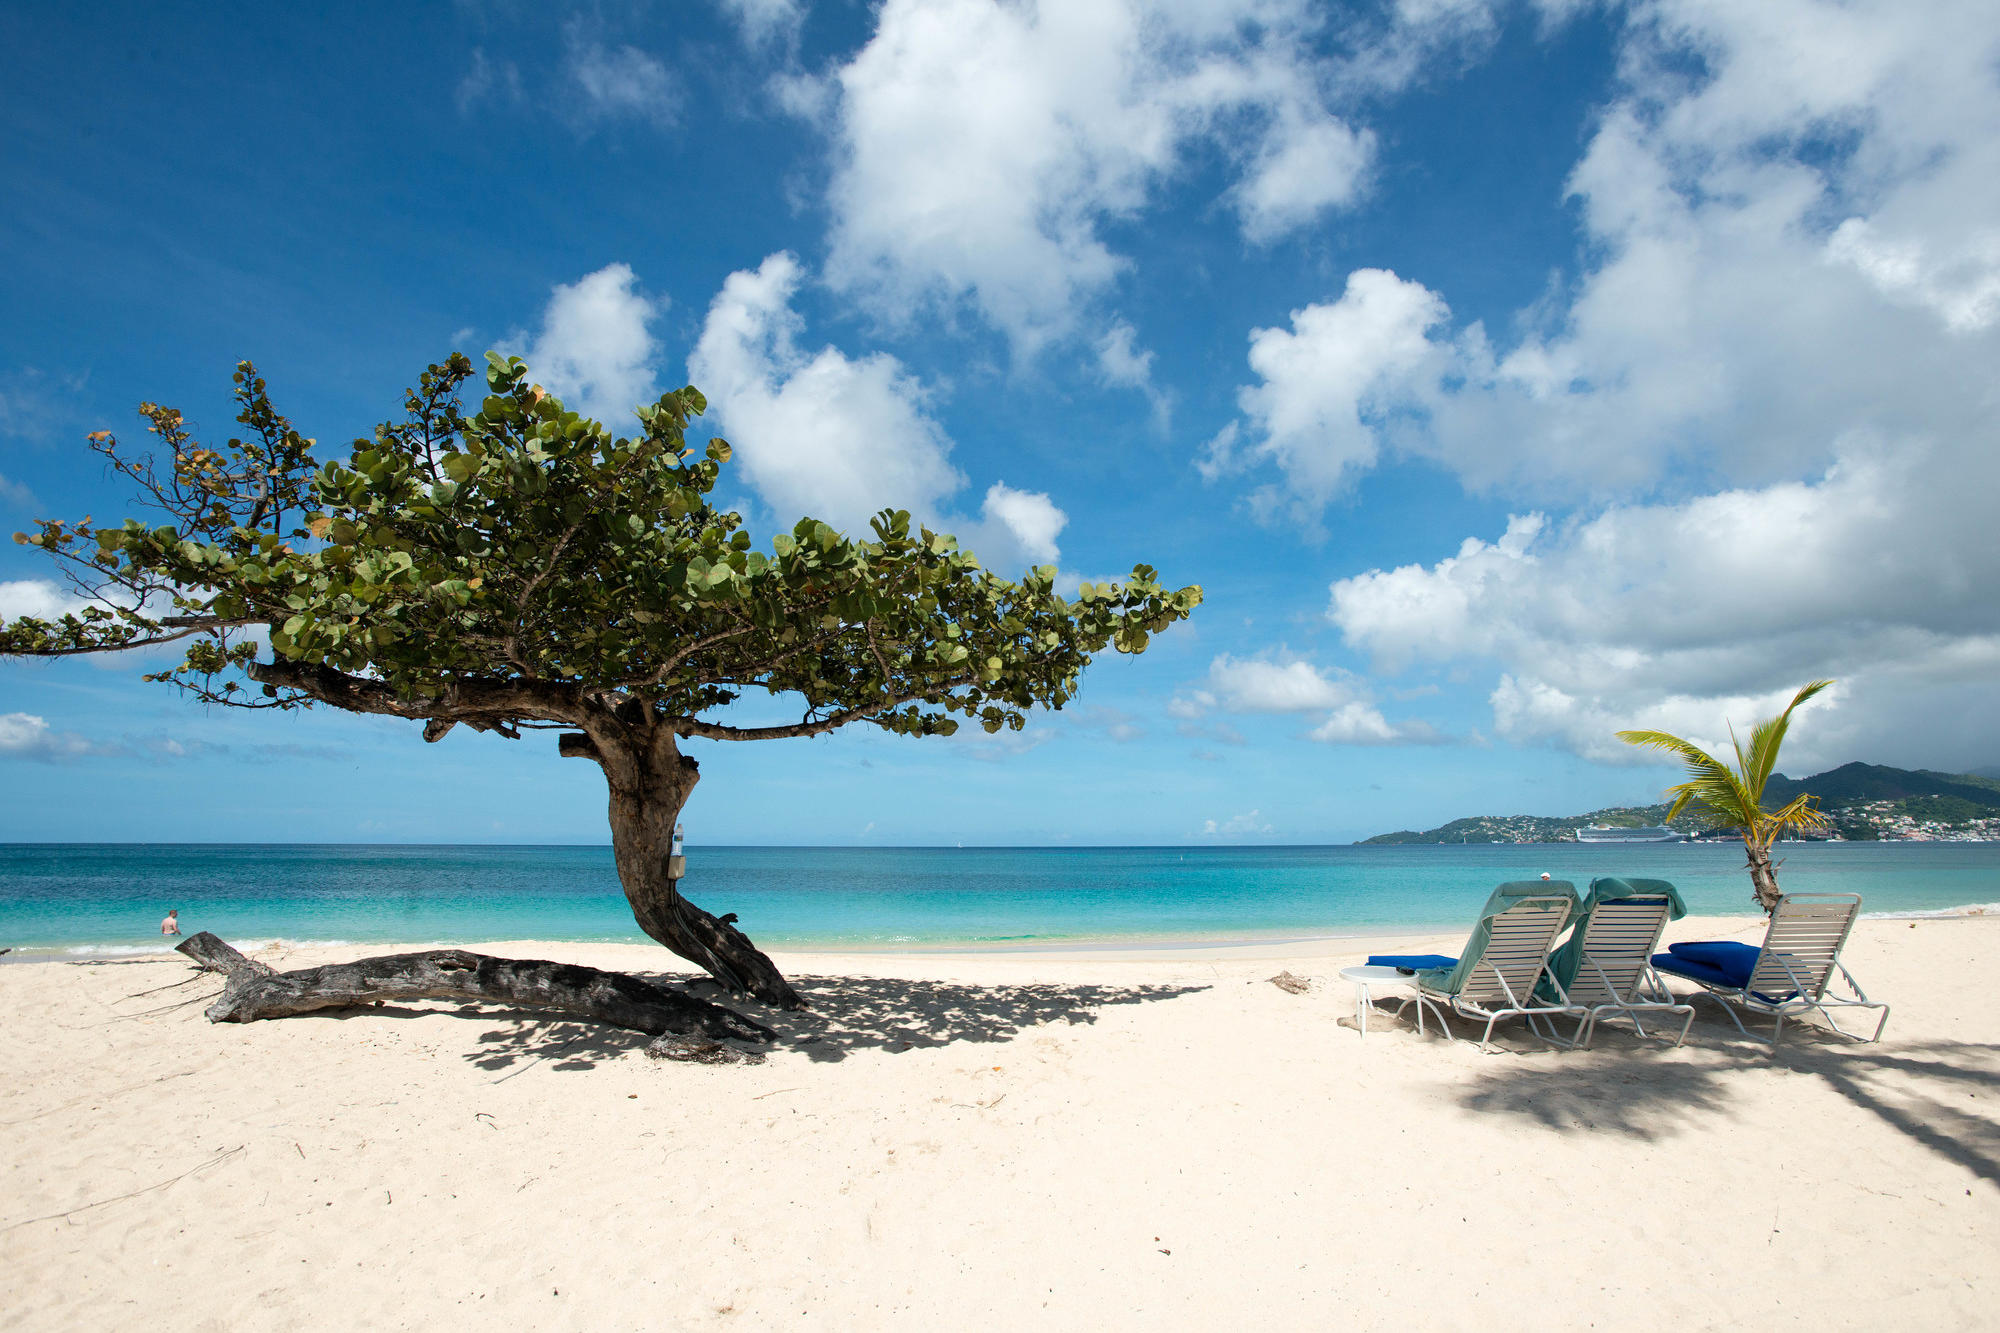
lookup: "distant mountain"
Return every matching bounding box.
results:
[1360,763,2000,844]
[1764,761,2000,808]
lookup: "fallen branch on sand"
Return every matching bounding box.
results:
[1,1144,245,1233]
[174,932,773,1064]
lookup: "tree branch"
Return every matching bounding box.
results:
[246,660,590,728]
[672,678,973,742]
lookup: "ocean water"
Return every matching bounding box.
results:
[1,841,1995,959]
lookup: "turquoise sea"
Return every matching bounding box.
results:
[1,841,1996,959]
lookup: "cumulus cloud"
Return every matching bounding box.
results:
[0,579,83,622]
[1195,0,2000,770]
[1329,452,2000,767]
[969,482,1066,566]
[1202,267,1450,520]
[1203,809,1273,837]
[690,252,1070,572]
[814,0,1396,357]
[1169,653,1438,746]
[523,264,662,425]
[690,252,963,527]
[1219,0,2000,504]
[0,713,107,761]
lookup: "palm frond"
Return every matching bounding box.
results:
[1662,773,1755,828]
[1744,680,1833,800]
[1620,728,1754,824]
[1616,728,1727,773]
[1765,792,1832,835]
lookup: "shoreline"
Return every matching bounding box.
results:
[6,900,1995,965]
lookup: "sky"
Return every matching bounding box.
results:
[2,0,1997,846]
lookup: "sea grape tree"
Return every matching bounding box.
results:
[1,354,1202,1007]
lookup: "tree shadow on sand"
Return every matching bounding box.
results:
[455,971,1210,1074]
[1451,1007,2000,1184]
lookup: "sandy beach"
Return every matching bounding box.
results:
[3,913,1995,1330]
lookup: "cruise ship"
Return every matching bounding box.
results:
[1574,824,1684,843]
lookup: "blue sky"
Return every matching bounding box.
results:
[4,0,1997,845]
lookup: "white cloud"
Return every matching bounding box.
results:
[969,482,1066,566]
[690,252,963,530]
[1329,449,2000,767]
[1094,321,1152,390]
[1169,652,1439,746]
[524,264,662,425]
[1230,105,1374,244]
[1307,702,1406,746]
[0,366,91,445]
[1094,321,1169,426]
[690,253,1071,573]
[1825,219,2000,335]
[1204,268,1450,519]
[563,24,679,129]
[719,0,806,53]
[0,579,84,622]
[1202,809,1273,837]
[816,0,1386,357]
[0,713,105,761]
[1210,0,2000,505]
[455,48,523,116]
[1206,654,1356,713]
[1216,0,2000,770]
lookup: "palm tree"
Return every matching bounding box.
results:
[1617,681,1835,913]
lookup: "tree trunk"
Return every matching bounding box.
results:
[564,725,806,1011]
[1745,841,1783,914]
[176,932,773,1063]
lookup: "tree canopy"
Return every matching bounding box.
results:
[2,353,1201,745]
[2,352,1202,1005]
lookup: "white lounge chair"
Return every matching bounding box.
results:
[1543,878,1694,1049]
[1652,892,1889,1045]
[1373,883,1581,1052]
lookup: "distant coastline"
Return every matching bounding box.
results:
[1359,761,2000,845]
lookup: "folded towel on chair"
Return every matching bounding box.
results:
[1366,953,1459,971]
[1667,939,1761,982]
[1656,941,1803,1002]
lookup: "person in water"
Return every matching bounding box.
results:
[160,909,180,937]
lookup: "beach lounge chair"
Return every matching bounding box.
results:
[1651,892,1889,1045]
[1541,877,1694,1049]
[1367,881,1581,1052]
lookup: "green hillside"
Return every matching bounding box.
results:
[1361,763,2000,844]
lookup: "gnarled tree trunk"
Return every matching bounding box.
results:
[561,716,805,1011]
[1745,840,1784,914]
[176,931,773,1062]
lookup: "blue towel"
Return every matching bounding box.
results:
[1667,939,1761,983]
[1367,953,1459,970]
[1655,946,1802,1003]
[1653,951,1740,988]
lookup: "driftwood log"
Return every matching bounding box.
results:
[175,932,774,1064]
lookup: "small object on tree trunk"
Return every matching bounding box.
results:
[1269,971,1310,995]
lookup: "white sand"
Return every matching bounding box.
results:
[3,914,1996,1329]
